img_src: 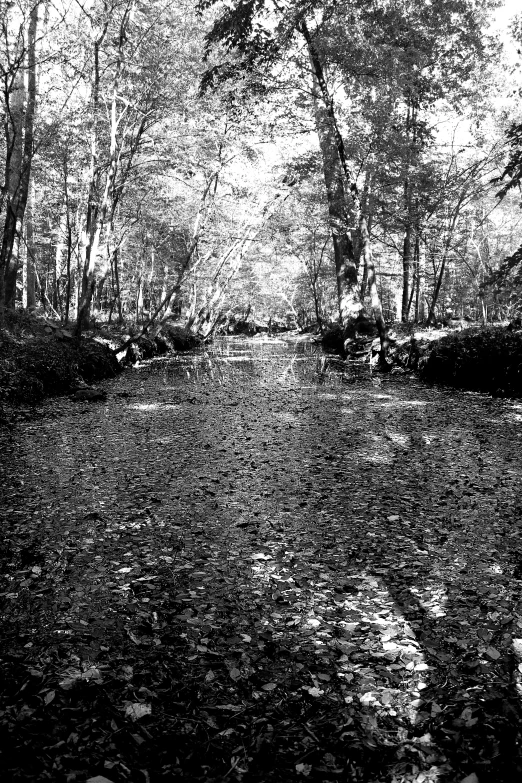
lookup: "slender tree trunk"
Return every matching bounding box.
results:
[0,70,24,312]
[1,3,39,312]
[310,73,361,324]
[76,26,111,334]
[54,212,66,316]
[401,97,420,322]
[25,181,36,308]
[359,179,372,300]
[63,211,73,325]
[360,214,387,351]
[427,212,460,324]
[113,246,123,324]
[402,214,413,320]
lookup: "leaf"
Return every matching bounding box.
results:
[295,763,312,776]
[302,686,323,697]
[229,667,241,681]
[86,777,117,783]
[251,553,272,561]
[460,775,479,783]
[262,682,277,691]
[124,702,152,721]
[485,646,501,660]
[44,690,55,705]
[316,673,331,681]
[58,666,101,689]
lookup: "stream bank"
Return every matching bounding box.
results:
[0,312,201,411]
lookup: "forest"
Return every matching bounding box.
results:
[0,0,521,339]
[2,2,522,783]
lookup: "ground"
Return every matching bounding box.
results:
[1,338,521,783]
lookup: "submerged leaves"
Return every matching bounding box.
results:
[1,341,522,781]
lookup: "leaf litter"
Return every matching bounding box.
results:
[0,339,521,782]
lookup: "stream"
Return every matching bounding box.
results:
[1,336,522,782]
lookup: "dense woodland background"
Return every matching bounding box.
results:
[1,0,522,339]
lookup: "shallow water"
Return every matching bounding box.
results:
[2,336,522,782]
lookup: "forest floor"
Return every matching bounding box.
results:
[1,338,522,783]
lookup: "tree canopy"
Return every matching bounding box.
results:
[0,0,521,330]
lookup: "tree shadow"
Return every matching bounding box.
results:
[292,381,522,782]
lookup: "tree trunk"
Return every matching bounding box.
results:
[360,214,388,352]
[0,3,39,312]
[311,73,361,324]
[76,30,109,334]
[427,211,460,324]
[402,214,413,321]
[25,181,36,308]
[301,21,387,355]
[114,246,123,324]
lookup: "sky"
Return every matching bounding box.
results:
[494,0,520,27]
[492,0,520,41]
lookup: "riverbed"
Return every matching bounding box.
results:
[1,337,522,782]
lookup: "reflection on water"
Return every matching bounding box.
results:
[144,336,373,389]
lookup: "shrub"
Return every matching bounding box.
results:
[421,328,522,397]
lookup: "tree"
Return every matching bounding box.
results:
[200,0,497,353]
[0,0,39,315]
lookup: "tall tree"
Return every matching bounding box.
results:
[0,1,39,314]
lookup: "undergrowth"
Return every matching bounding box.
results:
[421,328,522,397]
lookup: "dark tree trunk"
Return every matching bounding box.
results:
[0,4,39,312]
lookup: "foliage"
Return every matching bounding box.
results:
[0,313,120,402]
[421,326,522,396]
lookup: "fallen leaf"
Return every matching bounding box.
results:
[302,686,323,697]
[124,702,152,721]
[44,690,55,705]
[87,777,116,783]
